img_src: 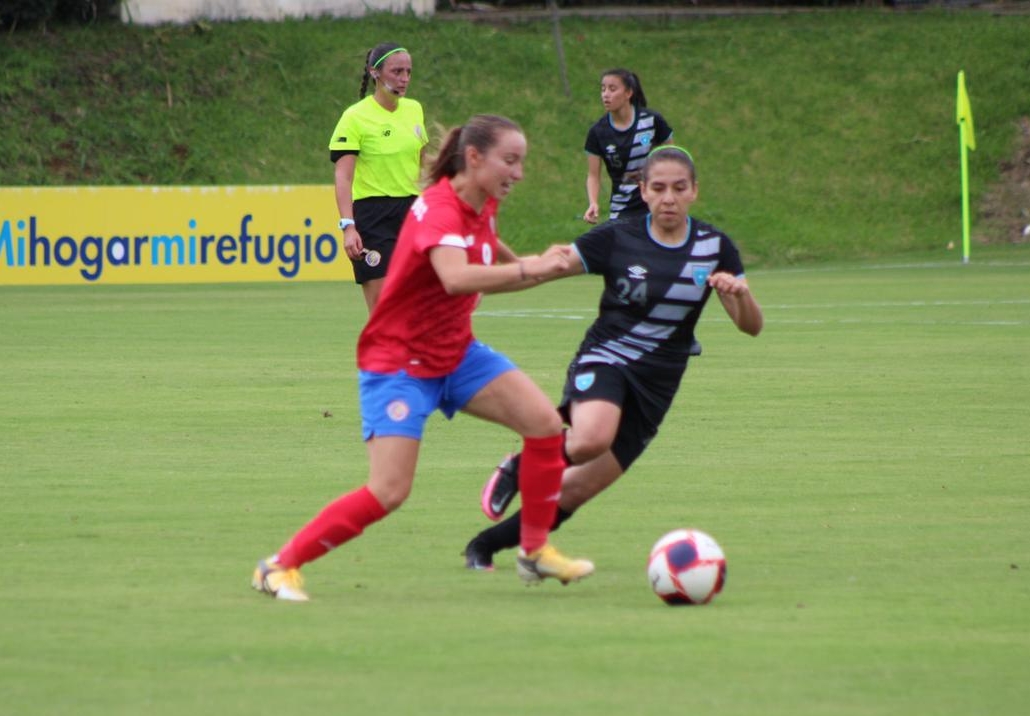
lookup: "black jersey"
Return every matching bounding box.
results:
[584,108,673,219]
[571,214,744,377]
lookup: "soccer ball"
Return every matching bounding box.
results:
[647,529,727,605]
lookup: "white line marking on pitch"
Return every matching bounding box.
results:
[764,298,1030,310]
[772,319,1027,326]
[754,260,1030,274]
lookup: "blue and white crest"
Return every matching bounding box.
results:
[686,261,716,286]
[574,371,596,392]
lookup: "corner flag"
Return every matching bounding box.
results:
[956,70,976,151]
[956,71,975,264]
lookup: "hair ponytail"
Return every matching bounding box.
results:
[358,48,374,99]
[426,126,465,185]
[425,115,523,185]
[628,71,647,109]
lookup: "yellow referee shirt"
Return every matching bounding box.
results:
[328,96,428,200]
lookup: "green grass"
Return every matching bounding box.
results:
[3,8,1029,711]
[2,243,1029,715]
[3,9,1030,263]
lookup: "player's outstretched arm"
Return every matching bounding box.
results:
[532,244,584,283]
[429,244,575,295]
[708,272,763,337]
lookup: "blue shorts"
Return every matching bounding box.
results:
[359,340,517,441]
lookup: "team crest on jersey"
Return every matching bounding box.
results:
[386,400,410,422]
[628,265,648,280]
[482,243,493,265]
[574,372,596,392]
[639,130,655,147]
[687,261,717,286]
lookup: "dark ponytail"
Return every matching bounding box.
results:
[426,126,464,185]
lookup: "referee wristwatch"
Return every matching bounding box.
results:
[338,218,356,231]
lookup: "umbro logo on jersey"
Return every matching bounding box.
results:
[628,265,648,280]
[337,136,347,142]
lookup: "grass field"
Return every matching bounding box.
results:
[1,244,1028,715]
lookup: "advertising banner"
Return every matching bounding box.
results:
[0,185,353,286]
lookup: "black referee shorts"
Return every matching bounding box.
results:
[351,195,416,284]
[559,361,686,471]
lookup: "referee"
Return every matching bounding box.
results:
[329,42,429,312]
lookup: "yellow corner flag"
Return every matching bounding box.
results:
[956,71,975,264]
[957,70,976,151]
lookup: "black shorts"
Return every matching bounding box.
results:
[351,196,417,284]
[559,361,686,471]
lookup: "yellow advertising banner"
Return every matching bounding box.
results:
[0,185,354,285]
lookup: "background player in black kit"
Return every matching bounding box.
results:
[465,146,763,571]
[584,68,702,357]
[583,69,673,224]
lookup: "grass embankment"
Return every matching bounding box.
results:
[2,10,1029,263]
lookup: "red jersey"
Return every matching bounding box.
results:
[357,178,500,377]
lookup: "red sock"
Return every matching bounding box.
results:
[276,486,387,569]
[518,433,566,553]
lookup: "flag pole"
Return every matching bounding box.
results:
[959,119,971,265]
[956,70,975,265]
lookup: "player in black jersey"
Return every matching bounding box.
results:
[584,69,701,357]
[464,146,763,571]
[583,69,673,224]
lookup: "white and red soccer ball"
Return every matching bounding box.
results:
[647,529,726,605]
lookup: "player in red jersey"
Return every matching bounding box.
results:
[253,115,595,601]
